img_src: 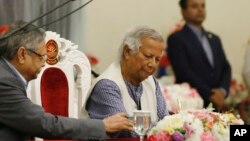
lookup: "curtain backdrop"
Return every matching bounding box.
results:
[0,0,86,51]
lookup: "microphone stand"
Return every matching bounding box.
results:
[0,0,94,40]
[39,0,93,29]
[0,0,97,77]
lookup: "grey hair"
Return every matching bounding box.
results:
[118,25,164,61]
[0,21,45,60]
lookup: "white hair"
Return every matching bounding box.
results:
[118,25,164,61]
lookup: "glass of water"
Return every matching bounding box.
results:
[133,110,151,141]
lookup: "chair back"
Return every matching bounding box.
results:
[27,31,91,118]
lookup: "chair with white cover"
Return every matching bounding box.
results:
[27,31,91,118]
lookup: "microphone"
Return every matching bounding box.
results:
[37,0,93,29]
[91,70,99,78]
[0,0,94,40]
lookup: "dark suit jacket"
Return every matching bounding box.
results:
[0,57,106,141]
[167,25,231,107]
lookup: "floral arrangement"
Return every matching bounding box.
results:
[225,77,250,124]
[0,24,9,36]
[225,78,248,108]
[161,83,203,113]
[147,109,244,141]
[87,54,99,66]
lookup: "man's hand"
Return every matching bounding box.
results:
[103,112,134,133]
[210,88,227,111]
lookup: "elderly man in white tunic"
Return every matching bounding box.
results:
[83,26,169,138]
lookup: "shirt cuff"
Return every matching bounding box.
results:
[219,87,227,97]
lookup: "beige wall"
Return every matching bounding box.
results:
[83,0,250,77]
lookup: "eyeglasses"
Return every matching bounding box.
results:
[27,49,47,62]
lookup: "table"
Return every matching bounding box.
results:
[31,138,148,141]
[106,138,148,141]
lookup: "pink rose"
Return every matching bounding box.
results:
[156,131,172,141]
[148,134,156,141]
[200,131,216,141]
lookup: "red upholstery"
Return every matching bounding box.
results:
[41,67,69,117]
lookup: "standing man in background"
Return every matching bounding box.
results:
[167,0,231,111]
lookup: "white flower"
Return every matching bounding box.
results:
[148,109,244,141]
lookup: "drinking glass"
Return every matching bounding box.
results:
[133,110,151,141]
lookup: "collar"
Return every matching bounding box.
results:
[2,57,28,87]
[187,24,206,39]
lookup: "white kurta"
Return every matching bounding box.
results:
[82,62,158,122]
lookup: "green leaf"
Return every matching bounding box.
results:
[207,103,213,109]
[176,128,186,134]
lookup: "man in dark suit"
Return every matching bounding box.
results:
[0,21,133,141]
[167,0,231,111]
